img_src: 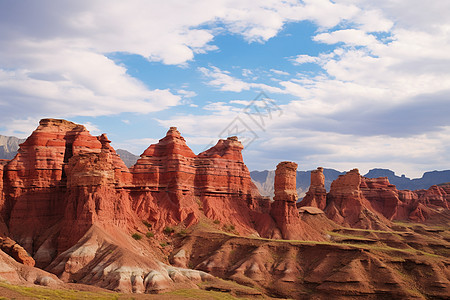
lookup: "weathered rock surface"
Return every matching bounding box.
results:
[269,162,323,240]
[179,230,450,299]
[0,249,62,287]
[1,118,448,298]
[299,167,327,210]
[324,169,392,230]
[302,167,450,228]
[0,237,35,266]
[0,118,325,294]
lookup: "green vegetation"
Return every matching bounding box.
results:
[164,226,175,234]
[222,224,236,232]
[216,229,443,259]
[164,289,240,299]
[327,231,373,241]
[160,242,168,247]
[0,282,121,300]
[0,282,245,300]
[213,219,220,224]
[131,233,142,240]
[146,231,154,238]
[142,220,152,228]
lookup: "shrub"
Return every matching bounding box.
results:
[213,220,220,224]
[146,232,154,238]
[164,226,175,234]
[160,242,167,247]
[142,220,152,228]
[178,229,187,236]
[132,233,142,240]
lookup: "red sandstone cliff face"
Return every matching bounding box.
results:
[195,137,265,235]
[130,127,200,231]
[1,119,134,265]
[298,167,327,210]
[324,169,392,230]
[130,130,265,234]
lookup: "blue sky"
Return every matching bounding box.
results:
[0,0,450,177]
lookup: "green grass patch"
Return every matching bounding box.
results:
[217,231,443,259]
[0,282,121,300]
[164,288,239,299]
[326,231,374,241]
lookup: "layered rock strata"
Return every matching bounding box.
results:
[304,168,450,228]
[324,169,391,229]
[0,119,318,273]
[270,162,322,240]
[298,167,327,210]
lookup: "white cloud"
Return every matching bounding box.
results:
[292,54,320,65]
[199,66,286,94]
[313,29,379,46]
[270,69,290,76]
[1,0,361,133]
[177,89,197,98]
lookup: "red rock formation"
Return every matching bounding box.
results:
[130,127,200,231]
[0,160,6,231]
[2,119,133,261]
[415,185,449,209]
[299,167,327,210]
[0,237,35,266]
[360,177,401,220]
[310,168,450,227]
[324,169,391,230]
[269,162,322,240]
[195,136,264,234]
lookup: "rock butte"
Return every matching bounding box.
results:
[0,118,449,298]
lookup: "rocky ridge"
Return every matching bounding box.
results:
[0,118,323,293]
[300,168,450,228]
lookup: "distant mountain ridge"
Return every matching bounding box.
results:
[0,135,26,160]
[116,149,139,167]
[251,168,450,199]
[364,168,450,190]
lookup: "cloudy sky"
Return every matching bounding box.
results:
[1,0,449,177]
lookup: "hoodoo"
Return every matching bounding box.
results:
[270,162,323,240]
[299,167,327,210]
